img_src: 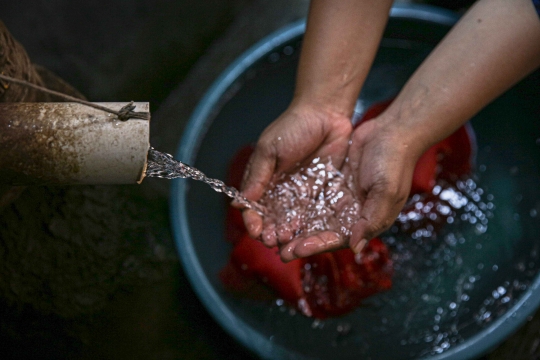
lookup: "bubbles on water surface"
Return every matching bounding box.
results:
[256,167,534,357]
[244,155,536,357]
[370,174,539,357]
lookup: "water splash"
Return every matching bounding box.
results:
[259,156,359,243]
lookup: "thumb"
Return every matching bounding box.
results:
[241,144,277,201]
[349,189,403,253]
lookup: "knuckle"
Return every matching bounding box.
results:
[256,137,277,157]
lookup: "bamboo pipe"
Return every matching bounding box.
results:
[0,102,150,185]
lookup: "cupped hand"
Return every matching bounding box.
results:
[238,101,353,244]
[278,116,424,262]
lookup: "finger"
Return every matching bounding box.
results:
[349,192,402,253]
[241,143,277,202]
[276,222,295,245]
[260,222,278,248]
[280,231,343,262]
[242,209,263,239]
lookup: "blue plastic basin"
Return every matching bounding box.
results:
[170,4,540,359]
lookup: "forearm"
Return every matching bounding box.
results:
[293,0,394,118]
[382,0,540,154]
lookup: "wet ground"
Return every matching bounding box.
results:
[0,0,539,359]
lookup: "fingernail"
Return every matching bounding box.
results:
[280,243,298,263]
[352,238,368,254]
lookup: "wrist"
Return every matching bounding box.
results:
[374,111,431,162]
[289,92,356,124]
[378,82,461,157]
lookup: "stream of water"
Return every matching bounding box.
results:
[145,147,265,214]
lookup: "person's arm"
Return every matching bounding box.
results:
[347,0,540,253]
[292,0,394,117]
[382,0,540,153]
[240,0,394,244]
[280,0,540,260]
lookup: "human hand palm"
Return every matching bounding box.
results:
[240,104,353,240]
[277,118,418,261]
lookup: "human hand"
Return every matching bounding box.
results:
[278,115,424,261]
[239,101,353,243]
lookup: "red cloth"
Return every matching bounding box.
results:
[220,233,304,304]
[301,239,392,319]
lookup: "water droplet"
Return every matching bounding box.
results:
[531,209,538,218]
[283,45,294,56]
[475,223,488,234]
[288,308,297,316]
[337,323,351,334]
[268,52,280,62]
